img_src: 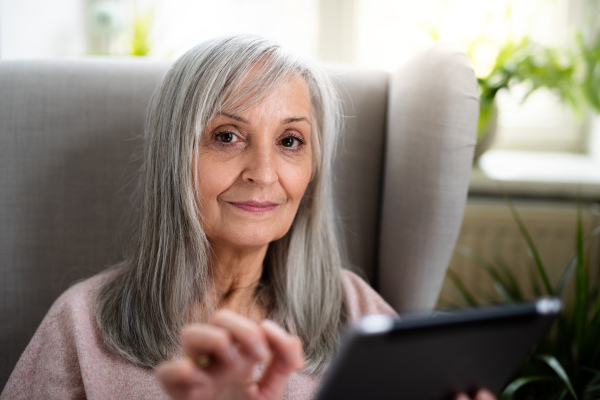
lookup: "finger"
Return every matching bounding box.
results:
[211,309,270,362]
[255,320,304,398]
[180,324,236,367]
[473,389,496,400]
[156,358,198,400]
[452,393,471,400]
[261,320,304,370]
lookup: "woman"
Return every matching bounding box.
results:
[1,35,494,400]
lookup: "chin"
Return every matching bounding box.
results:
[217,230,287,249]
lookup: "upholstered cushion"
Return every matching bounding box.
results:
[379,44,478,312]
[0,59,170,388]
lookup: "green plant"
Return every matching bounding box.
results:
[471,37,578,139]
[576,31,600,114]
[442,201,600,399]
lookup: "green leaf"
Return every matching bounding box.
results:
[582,367,600,393]
[500,375,556,400]
[574,203,588,360]
[584,308,600,366]
[456,245,516,302]
[576,31,600,114]
[440,286,474,309]
[446,269,479,307]
[528,260,543,298]
[558,224,600,304]
[478,98,496,138]
[538,355,579,400]
[493,251,525,301]
[591,226,600,319]
[556,251,578,296]
[558,388,570,400]
[504,195,554,295]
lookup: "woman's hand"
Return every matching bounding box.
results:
[156,310,304,400]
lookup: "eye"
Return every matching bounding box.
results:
[280,134,305,149]
[215,131,239,144]
[281,137,295,147]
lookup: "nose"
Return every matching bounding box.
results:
[241,140,278,186]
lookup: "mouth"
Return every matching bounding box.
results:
[228,200,279,213]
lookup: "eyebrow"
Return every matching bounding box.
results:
[218,113,310,125]
[283,117,310,125]
[220,112,249,124]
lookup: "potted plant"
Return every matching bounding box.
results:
[441,201,600,399]
[577,31,600,115]
[576,30,600,156]
[469,37,577,162]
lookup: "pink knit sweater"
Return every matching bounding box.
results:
[2,270,396,400]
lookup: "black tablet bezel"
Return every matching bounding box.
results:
[315,298,561,400]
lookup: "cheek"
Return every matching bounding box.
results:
[285,161,313,204]
[194,158,235,209]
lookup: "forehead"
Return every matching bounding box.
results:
[218,66,311,115]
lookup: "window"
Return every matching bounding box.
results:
[148,0,319,59]
[2,0,595,155]
[320,0,593,154]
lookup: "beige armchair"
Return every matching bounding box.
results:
[0,43,478,389]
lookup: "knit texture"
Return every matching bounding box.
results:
[2,269,396,400]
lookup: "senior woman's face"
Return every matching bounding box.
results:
[195,74,313,250]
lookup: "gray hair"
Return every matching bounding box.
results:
[96,35,347,374]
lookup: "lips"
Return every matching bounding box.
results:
[228,200,279,213]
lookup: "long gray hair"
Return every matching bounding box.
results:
[96,35,346,374]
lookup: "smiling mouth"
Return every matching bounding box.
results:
[228,201,279,213]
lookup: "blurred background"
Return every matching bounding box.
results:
[1,0,599,158]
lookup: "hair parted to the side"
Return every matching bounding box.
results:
[95,34,347,374]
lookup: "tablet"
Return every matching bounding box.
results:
[315,298,561,400]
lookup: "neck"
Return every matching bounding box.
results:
[208,243,269,320]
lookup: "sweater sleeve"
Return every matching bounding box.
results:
[342,269,398,321]
[1,287,88,400]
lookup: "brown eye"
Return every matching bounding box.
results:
[217,132,234,143]
[281,137,296,147]
[280,135,305,149]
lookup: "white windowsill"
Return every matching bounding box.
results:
[469,150,600,200]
